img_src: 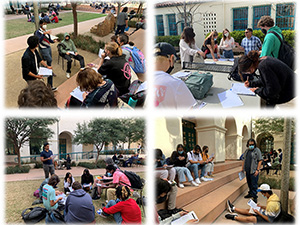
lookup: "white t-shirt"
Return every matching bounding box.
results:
[154,71,196,109]
[179,39,202,68]
[187,151,203,162]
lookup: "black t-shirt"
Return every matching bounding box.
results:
[202,39,218,52]
[244,151,252,173]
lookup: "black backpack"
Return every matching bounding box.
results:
[119,80,146,108]
[57,43,67,56]
[274,210,295,223]
[21,207,47,224]
[228,57,255,82]
[121,170,144,189]
[46,209,65,223]
[269,31,295,70]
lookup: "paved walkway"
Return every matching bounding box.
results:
[5,165,146,182]
[5,15,106,55]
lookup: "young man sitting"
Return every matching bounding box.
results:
[225,183,281,223]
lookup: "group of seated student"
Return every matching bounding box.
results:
[155,144,214,189]
[123,153,139,167]
[261,149,282,175]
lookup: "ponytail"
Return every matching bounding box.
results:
[105,42,123,57]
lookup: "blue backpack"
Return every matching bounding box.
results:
[123,46,146,74]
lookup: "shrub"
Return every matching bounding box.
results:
[128,20,137,28]
[77,162,97,169]
[96,160,106,168]
[5,165,31,174]
[155,35,181,47]
[34,161,43,168]
[258,175,295,191]
[71,161,77,167]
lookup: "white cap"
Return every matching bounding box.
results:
[258,183,271,192]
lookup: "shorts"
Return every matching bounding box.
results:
[255,215,269,223]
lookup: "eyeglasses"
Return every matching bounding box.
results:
[245,32,249,34]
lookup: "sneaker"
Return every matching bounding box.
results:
[190,181,199,187]
[225,213,238,220]
[252,198,258,203]
[80,67,85,70]
[52,87,58,92]
[96,209,107,218]
[195,178,201,184]
[178,183,184,188]
[168,180,177,186]
[244,194,253,198]
[200,177,209,182]
[227,200,235,213]
[168,208,183,215]
[66,73,70,78]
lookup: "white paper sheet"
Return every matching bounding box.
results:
[238,171,245,181]
[231,83,256,96]
[172,71,192,79]
[209,153,215,159]
[247,199,262,214]
[67,51,75,55]
[70,87,88,102]
[38,67,52,77]
[56,193,67,205]
[218,90,244,108]
[171,211,199,225]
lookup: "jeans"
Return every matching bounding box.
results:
[43,164,55,178]
[62,53,85,73]
[223,49,234,58]
[103,200,123,224]
[115,25,126,35]
[174,167,193,182]
[40,47,53,87]
[206,53,221,59]
[246,172,259,199]
[187,163,205,179]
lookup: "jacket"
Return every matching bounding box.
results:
[265,194,281,218]
[179,39,202,68]
[249,57,295,104]
[21,48,42,81]
[60,32,77,54]
[98,54,131,96]
[170,151,187,167]
[35,27,54,49]
[260,26,283,58]
[64,189,95,223]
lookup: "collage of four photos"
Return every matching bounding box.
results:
[3,0,297,224]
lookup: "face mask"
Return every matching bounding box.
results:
[42,25,47,30]
[224,33,229,37]
[166,65,174,74]
[107,172,112,177]
[249,145,255,150]
[178,150,184,154]
[194,151,199,156]
[261,29,267,35]
[214,38,217,41]
[156,195,167,204]
[205,150,208,154]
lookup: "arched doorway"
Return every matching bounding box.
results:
[256,133,274,153]
[242,125,250,154]
[59,131,73,159]
[225,117,239,159]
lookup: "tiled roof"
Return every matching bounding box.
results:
[155,0,208,8]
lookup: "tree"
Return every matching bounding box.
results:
[33,1,39,31]
[6,118,58,167]
[73,119,127,163]
[116,1,129,16]
[121,119,145,149]
[71,2,78,38]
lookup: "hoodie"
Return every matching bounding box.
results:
[60,32,77,54]
[265,193,281,219]
[64,189,95,223]
[260,26,283,58]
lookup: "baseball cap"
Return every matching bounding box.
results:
[154,42,176,57]
[258,183,271,192]
[105,158,114,165]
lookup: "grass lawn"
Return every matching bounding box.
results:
[5,12,106,39]
[5,172,146,223]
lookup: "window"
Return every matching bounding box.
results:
[203,12,217,35]
[276,3,295,30]
[6,139,16,155]
[156,15,164,36]
[167,14,178,35]
[233,7,248,31]
[253,5,271,29]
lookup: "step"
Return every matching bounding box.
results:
[184,178,248,223]
[176,166,243,208]
[214,161,242,174]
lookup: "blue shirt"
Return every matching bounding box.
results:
[241,36,262,55]
[42,184,57,211]
[40,150,53,165]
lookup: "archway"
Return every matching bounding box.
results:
[59,131,73,159]
[242,125,250,154]
[225,117,238,159]
[256,133,274,153]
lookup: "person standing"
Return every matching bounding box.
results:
[235,28,262,55]
[35,20,57,91]
[40,142,55,179]
[115,7,128,35]
[219,28,235,58]
[241,139,263,203]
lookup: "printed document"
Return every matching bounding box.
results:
[231,83,256,96]
[38,67,52,77]
[171,211,199,225]
[218,90,244,108]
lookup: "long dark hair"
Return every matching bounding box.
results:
[176,144,185,152]
[64,172,72,182]
[181,27,195,45]
[238,51,260,81]
[82,168,90,177]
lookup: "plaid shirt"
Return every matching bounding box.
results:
[241,35,262,55]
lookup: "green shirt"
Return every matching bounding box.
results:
[260,26,283,58]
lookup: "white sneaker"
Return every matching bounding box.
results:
[201,177,209,182]
[178,183,184,188]
[191,181,199,187]
[66,73,70,78]
[195,178,201,184]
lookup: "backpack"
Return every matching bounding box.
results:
[121,170,144,189]
[228,58,255,82]
[57,43,67,55]
[184,71,213,99]
[273,209,295,223]
[45,209,65,223]
[123,46,146,74]
[21,207,48,224]
[269,31,295,70]
[119,80,146,107]
[33,189,39,198]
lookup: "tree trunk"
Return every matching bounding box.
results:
[16,146,21,167]
[72,3,78,38]
[95,143,104,164]
[33,2,39,31]
[137,3,143,21]
[280,118,292,213]
[184,1,187,27]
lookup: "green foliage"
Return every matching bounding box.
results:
[128,20,137,28]
[96,160,107,168]
[57,33,105,55]
[5,165,31,174]
[77,162,97,169]
[282,30,295,48]
[155,35,181,47]
[34,161,43,168]
[71,161,77,167]
[258,175,295,191]
[253,118,295,135]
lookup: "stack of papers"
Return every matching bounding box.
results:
[218,90,244,108]
[171,211,199,225]
[248,199,263,214]
[56,193,67,205]
[172,71,192,80]
[231,83,256,96]
[38,67,52,77]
